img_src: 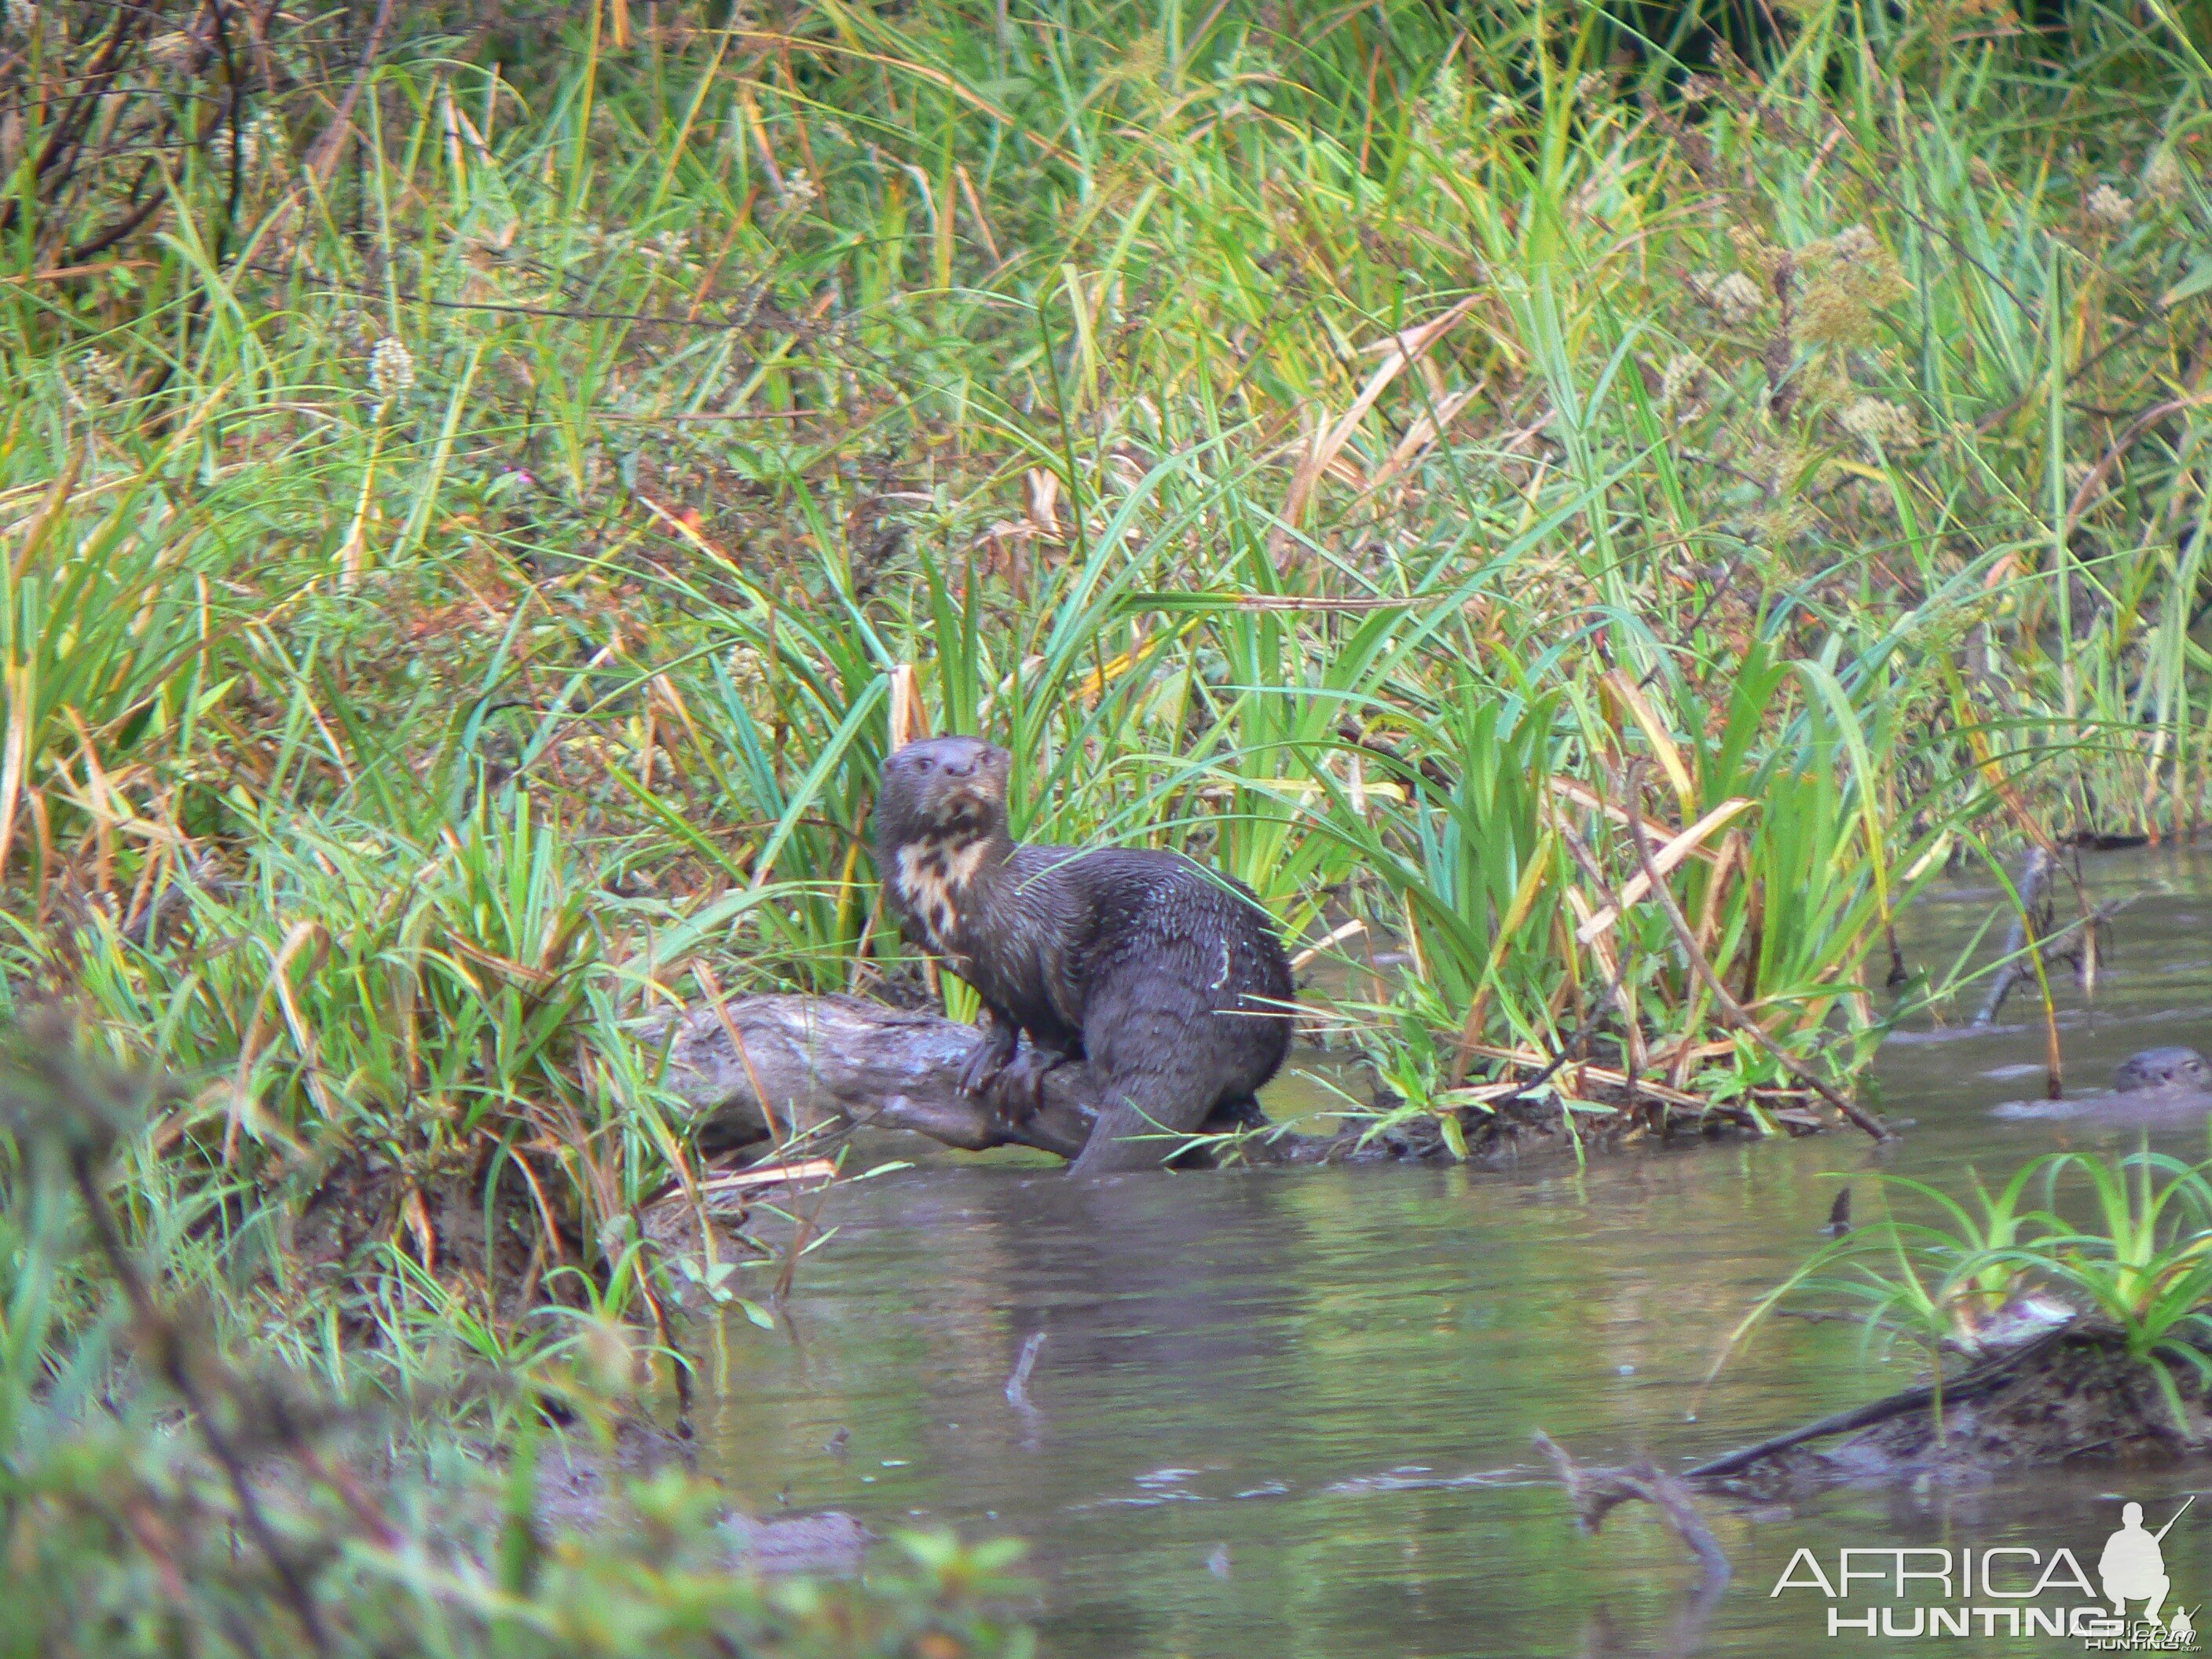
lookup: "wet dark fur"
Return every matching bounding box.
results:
[872,736,1295,1175]
[2115,1046,2210,1093]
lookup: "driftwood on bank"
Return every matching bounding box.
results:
[650,994,1457,1166]
[651,994,1099,1159]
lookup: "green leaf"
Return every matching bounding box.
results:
[2161,257,2212,310]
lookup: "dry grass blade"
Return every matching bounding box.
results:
[1623,782,1890,1141]
[1575,799,1755,944]
[1272,295,1481,559]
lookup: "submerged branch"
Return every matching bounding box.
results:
[1532,1430,1731,1585]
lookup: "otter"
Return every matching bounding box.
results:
[2114,1046,2210,1093]
[1992,1045,2212,1122]
[871,735,1295,1175]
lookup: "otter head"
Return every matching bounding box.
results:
[2115,1046,2211,1094]
[873,737,1013,952]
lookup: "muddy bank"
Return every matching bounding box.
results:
[1690,1322,2212,1497]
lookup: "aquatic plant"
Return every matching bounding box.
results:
[1729,1150,2212,1432]
[2018,1152,2212,1419]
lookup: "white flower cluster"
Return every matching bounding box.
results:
[1660,352,1705,410]
[368,337,416,400]
[2145,147,2185,202]
[2085,184,2134,231]
[1826,224,1881,265]
[76,348,124,401]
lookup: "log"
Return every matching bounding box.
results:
[644,994,1433,1167]
[648,994,1099,1159]
[1679,1320,2212,1489]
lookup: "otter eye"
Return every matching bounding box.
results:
[912,756,932,773]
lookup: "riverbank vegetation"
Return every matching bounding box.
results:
[1704,1147,2212,1485]
[4,0,2211,1644]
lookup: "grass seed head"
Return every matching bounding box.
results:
[1840,397,1921,456]
[2145,147,2185,202]
[775,173,821,216]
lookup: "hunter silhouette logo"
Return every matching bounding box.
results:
[1769,1492,2205,1644]
[2100,1498,2189,1628]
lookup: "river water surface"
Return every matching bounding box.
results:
[700,842,2212,1657]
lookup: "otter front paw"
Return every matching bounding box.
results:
[958,1025,1019,1097]
[988,1045,1071,1122]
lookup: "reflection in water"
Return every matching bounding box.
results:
[701,844,2212,1657]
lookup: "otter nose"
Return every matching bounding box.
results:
[941,751,976,778]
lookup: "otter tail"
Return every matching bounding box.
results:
[1068,1077,1204,1177]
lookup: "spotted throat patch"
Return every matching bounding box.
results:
[895,836,991,954]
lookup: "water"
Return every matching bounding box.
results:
[699,842,2212,1656]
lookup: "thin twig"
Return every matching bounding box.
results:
[2063,395,2212,539]
[240,261,821,335]
[302,0,397,185]
[1973,845,2055,1027]
[1004,1331,1046,1408]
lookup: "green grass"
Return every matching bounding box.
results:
[0,1023,1035,1656]
[2,0,2212,1642]
[10,4,2210,1118]
[4,0,2207,1328]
